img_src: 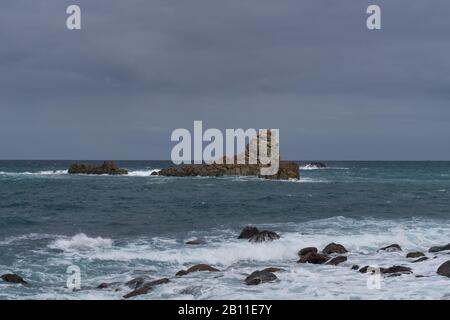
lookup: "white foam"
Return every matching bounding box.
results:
[127,169,160,177]
[0,170,68,176]
[48,233,113,252]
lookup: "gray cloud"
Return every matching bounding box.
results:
[0,0,449,160]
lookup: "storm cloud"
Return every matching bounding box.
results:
[0,0,449,160]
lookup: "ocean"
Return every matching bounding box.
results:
[0,160,449,299]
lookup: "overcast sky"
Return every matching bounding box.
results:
[0,0,449,160]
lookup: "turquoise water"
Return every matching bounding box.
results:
[1,161,449,299]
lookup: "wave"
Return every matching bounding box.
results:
[48,233,113,252]
[300,166,349,171]
[0,170,68,176]
[127,169,160,177]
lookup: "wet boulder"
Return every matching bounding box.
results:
[176,264,220,277]
[406,252,425,258]
[245,270,278,285]
[326,256,347,266]
[379,244,402,252]
[185,239,206,245]
[381,266,412,275]
[437,261,450,278]
[429,243,450,253]
[412,257,429,263]
[297,252,330,264]
[123,278,170,299]
[298,247,318,257]
[1,274,27,285]
[238,226,260,239]
[351,265,360,270]
[261,267,285,273]
[249,230,280,243]
[322,243,347,254]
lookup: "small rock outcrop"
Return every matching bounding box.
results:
[245,270,278,285]
[123,278,170,299]
[297,252,330,264]
[298,247,318,257]
[429,243,450,253]
[412,257,429,263]
[351,265,360,270]
[176,264,220,277]
[1,274,27,285]
[406,252,425,258]
[248,230,280,243]
[379,244,402,252]
[238,226,260,239]
[437,261,450,278]
[322,243,348,254]
[326,256,347,266]
[261,267,285,273]
[359,265,412,275]
[68,161,128,175]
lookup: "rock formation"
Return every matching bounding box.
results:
[68,161,128,175]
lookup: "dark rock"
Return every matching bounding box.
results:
[97,283,109,289]
[412,257,429,263]
[406,251,425,258]
[125,277,147,289]
[245,270,278,285]
[351,265,360,270]
[298,247,318,257]
[429,243,450,253]
[322,243,347,254]
[68,161,128,175]
[382,266,412,275]
[1,274,27,284]
[123,278,170,299]
[326,256,347,266]
[185,239,206,245]
[238,226,260,239]
[261,267,285,273]
[437,261,450,278]
[249,230,280,243]
[379,244,402,252]
[176,264,220,277]
[297,252,330,264]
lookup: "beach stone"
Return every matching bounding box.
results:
[298,247,318,257]
[248,230,280,243]
[245,270,278,285]
[1,274,27,284]
[123,278,170,299]
[429,243,450,253]
[297,252,330,264]
[326,256,347,266]
[68,161,128,175]
[412,257,429,263]
[379,244,402,252]
[406,251,425,258]
[437,261,450,278]
[322,243,347,254]
[238,226,260,239]
[176,264,220,277]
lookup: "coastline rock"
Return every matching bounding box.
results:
[297,252,330,264]
[437,261,450,278]
[406,252,425,258]
[185,239,206,245]
[298,247,318,257]
[238,226,260,239]
[429,243,450,253]
[125,277,147,289]
[304,162,326,168]
[123,278,170,299]
[359,265,412,275]
[249,230,280,243]
[326,256,347,266]
[322,243,347,254]
[1,274,27,285]
[245,270,278,285]
[68,161,128,175]
[351,265,360,270]
[176,264,220,277]
[412,257,429,263]
[379,244,402,252]
[261,267,285,273]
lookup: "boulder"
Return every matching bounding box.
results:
[406,252,425,258]
[297,252,330,264]
[298,247,318,257]
[261,267,285,273]
[381,266,412,275]
[326,256,347,266]
[1,274,27,284]
[429,243,450,253]
[379,244,402,252]
[412,257,429,263]
[123,278,170,299]
[322,243,347,254]
[437,261,450,278]
[68,161,128,175]
[245,270,278,285]
[238,227,260,239]
[125,277,147,289]
[351,265,360,270]
[249,230,280,243]
[176,264,220,277]
[185,239,206,245]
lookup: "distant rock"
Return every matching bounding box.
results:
[123,278,170,299]
[437,261,450,278]
[1,274,27,285]
[238,226,260,239]
[185,239,206,245]
[297,252,330,264]
[248,230,280,243]
[379,244,402,252]
[406,251,425,258]
[429,243,450,253]
[298,247,318,257]
[326,256,347,266]
[176,264,220,277]
[245,270,278,285]
[322,243,348,254]
[68,161,128,175]
[412,257,429,263]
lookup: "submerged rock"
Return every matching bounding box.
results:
[245,270,278,285]
[185,239,206,245]
[437,261,450,278]
[412,257,429,263]
[298,247,318,257]
[238,226,260,239]
[68,161,128,175]
[379,244,402,252]
[261,267,285,273]
[297,252,330,264]
[406,252,425,258]
[326,256,347,266]
[1,274,27,285]
[429,243,450,253]
[176,264,220,277]
[123,278,170,299]
[351,265,360,270]
[322,243,347,254]
[248,230,280,243]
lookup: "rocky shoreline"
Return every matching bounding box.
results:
[2,227,449,299]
